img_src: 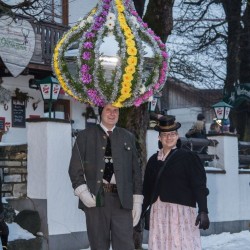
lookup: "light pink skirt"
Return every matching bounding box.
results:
[148,198,202,250]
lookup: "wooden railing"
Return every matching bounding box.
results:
[16,14,69,66]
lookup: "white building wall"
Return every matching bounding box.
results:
[27,121,86,235]
[1,76,87,144]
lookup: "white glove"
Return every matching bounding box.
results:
[132,194,144,226]
[74,184,96,208]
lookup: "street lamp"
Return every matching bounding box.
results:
[212,101,233,133]
[36,76,61,118]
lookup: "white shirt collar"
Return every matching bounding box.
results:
[100,122,115,135]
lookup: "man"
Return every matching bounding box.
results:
[69,103,143,250]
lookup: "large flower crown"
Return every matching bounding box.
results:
[53,0,168,107]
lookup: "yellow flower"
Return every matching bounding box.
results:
[119,19,126,27]
[121,87,131,95]
[117,95,127,102]
[112,101,123,108]
[123,25,130,32]
[125,29,133,37]
[125,65,135,74]
[127,46,137,56]
[118,15,125,22]
[126,39,135,47]
[127,56,137,66]
[123,73,133,82]
[122,81,132,88]
[116,4,125,12]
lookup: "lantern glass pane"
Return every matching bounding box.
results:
[224,107,231,119]
[52,84,61,100]
[40,83,52,100]
[214,107,225,120]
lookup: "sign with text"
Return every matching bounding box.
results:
[12,98,26,128]
[0,15,35,77]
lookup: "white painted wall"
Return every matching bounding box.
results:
[27,121,86,235]
[206,135,241,222]
[1,75,87,144]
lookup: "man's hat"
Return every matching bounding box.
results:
[154,115,181,132]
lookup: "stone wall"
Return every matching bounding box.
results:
[0,144,27,197]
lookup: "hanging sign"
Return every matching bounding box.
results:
[0,15,35,77]
[12,98,26,128]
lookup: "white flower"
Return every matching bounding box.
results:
[107,12,116,21]
[105,20,115,30]
[130,16,139,28]
[79,20,86,28]
[86,16,93,23]
[139,85,146,94]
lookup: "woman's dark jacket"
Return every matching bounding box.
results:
[142,149,209,214]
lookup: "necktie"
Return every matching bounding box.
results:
[103,133,114,182]
[107,130,112,136]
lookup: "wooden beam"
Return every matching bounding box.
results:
[62,0,69,26]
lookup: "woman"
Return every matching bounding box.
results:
[142,115,209,250]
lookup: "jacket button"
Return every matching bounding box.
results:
[100,169,104,172]
[97,180,101,184]
[102,147,105,150]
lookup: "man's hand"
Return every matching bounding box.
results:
[132,195,144,227]
[74,184,96,208]
[195,212,210,230]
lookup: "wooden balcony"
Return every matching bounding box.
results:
[0,14,69,78]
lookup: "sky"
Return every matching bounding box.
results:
[7,222,250,250]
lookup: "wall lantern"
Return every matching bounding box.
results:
[30,76,61,118]
[212,101,233,132]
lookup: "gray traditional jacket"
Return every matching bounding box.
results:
[68,125,142,210]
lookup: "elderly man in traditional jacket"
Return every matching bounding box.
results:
[69,103,143,250]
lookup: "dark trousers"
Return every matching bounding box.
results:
[85,192,134,250]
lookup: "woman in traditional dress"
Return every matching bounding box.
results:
[142,115,210,250]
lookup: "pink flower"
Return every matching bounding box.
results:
[83,42,93,49]
[82,52,91,60]
[101,10,108,16]
[134,98,143,107]
[87,89,105,106]
[154,36,160,41]
[81,64,90,73]
[81,73,92,84]
[162,51,168,58]
[144,89,153,100]
[142,23,148,28]
[85,32,95,39]
[154,83,160,90]
[160,43,166,50]
[148,29,155,35]
[103,4,110,10]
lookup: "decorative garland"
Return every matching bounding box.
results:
[53,0,168,107]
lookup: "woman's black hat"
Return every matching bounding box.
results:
[154,115,181,132]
